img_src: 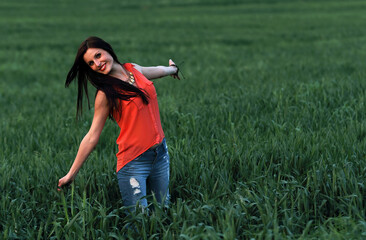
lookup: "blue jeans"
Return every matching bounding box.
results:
[117,139,170,209]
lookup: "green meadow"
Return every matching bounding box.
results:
[1,0,366,239]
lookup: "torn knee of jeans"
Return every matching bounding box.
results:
[130,177,141,195]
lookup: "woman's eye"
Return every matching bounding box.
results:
[96,53,101,58]
[88,61,94,66]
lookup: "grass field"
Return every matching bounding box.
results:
[1,0,366,239]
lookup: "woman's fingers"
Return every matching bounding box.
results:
[57,176,72,191]
[169,59,180,79]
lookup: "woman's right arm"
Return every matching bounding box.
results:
[58,91,110,190]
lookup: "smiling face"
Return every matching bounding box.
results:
[83,48,114,74]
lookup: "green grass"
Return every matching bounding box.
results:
[1,0,366,239]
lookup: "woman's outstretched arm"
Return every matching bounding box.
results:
[58,91,110,190]
[132,59,180,80]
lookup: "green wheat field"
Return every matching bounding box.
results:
[1,0,366,239]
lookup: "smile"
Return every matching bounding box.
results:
[99,63,106,71]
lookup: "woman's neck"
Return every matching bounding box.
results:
[109,63,129,80]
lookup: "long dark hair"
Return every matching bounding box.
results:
[65,36,149,119]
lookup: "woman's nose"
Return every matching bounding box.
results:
[94,60,101,67]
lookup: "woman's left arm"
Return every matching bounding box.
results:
[132,59,179,80]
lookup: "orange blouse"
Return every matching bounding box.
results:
[113,63,165,172]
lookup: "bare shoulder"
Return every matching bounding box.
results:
[131,63,143,73]
[96,90,107,100]
[95,91,109,108]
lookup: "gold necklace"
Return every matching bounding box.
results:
[127,71,135,85]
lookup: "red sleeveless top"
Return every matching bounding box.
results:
[113,63,165,172]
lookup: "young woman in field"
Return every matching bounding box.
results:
[57,36,180,209]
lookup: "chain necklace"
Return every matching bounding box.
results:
[127,71,135,85]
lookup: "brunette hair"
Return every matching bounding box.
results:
[65,36,149,119]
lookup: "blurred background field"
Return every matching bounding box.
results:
[1,0,366,239]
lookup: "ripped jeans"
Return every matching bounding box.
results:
[117,139,170,209]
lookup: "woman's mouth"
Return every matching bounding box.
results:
[99,63,106,71]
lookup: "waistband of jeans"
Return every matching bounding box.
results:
[148,139,164,151]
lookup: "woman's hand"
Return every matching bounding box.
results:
[57,174,73,191]
[169,59,180,80]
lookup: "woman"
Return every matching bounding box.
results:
[57,36,180,209]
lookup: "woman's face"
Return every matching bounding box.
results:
[83,48,114,74]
